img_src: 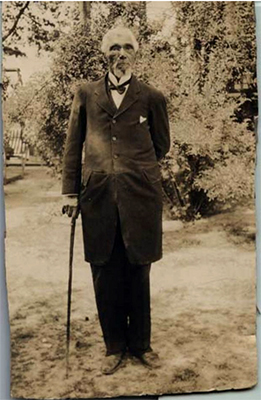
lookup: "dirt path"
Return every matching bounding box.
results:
[4,167,257,398]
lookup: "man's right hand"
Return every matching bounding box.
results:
[62,196,79,218]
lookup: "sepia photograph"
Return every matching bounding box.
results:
[2,1,258,398]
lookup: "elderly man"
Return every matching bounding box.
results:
[62,27,170,374]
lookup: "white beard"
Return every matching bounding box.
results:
[111,62,132,79]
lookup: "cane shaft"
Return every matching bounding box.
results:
[66,216,77,378]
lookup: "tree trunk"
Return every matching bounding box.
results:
[138,1,147,37]
[79,1,91,30]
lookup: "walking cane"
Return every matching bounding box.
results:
[62,204,80,379]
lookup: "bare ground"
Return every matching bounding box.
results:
[4,167,257,399]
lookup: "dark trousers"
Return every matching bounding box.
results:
[91,222,151,356]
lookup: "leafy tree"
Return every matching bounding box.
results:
[2,1,71,57]
[162,1,257,218]
[2,1,75,101]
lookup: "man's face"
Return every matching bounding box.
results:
[106,32,136,78]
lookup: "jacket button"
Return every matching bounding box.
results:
[113,154,119,159]
[112,136,117,141]
[112,119,116,124]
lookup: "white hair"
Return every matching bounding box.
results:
[101,27,139,54]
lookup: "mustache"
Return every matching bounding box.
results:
[109,55,130,62]
[116,59,129,65]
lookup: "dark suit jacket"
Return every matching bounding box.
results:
[62,74,170,265]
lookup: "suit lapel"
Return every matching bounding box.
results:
[114,75,140,118]
[94,76,116,117]
[94,74,141,118]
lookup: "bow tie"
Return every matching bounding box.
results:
[108,77,132,95]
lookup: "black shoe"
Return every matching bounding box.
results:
[135,351,161,369]
[101,352,124,375]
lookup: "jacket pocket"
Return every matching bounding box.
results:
[142,165,161,184]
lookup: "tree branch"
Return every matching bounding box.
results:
[2,1,30,43]
[3,46,26,57]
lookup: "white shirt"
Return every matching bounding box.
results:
[108,71,132,109]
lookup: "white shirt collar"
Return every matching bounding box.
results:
[108,71,132,86]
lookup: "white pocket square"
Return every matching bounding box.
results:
[139,116,147,124]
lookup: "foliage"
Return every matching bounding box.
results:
[168,95,255,219]
[3,71,50,145]
[2,1,71,57]
[161,1,257,219]
[2,1,74,100]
